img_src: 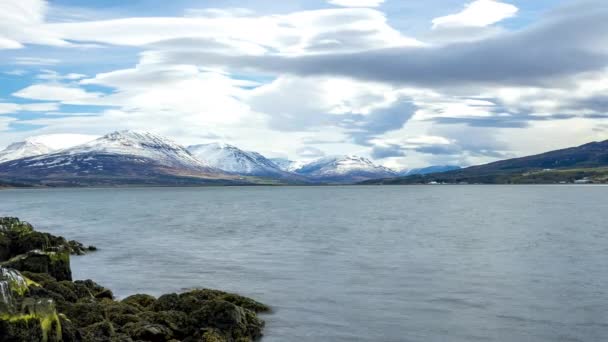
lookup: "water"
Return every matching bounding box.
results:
[1,185,607,341]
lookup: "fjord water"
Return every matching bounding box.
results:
[1,186,607,341]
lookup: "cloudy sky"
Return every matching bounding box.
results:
[1,0,607,169]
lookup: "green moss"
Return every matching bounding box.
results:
[1,300,62,342]
[21,298,63,342]
[39,309,62,342]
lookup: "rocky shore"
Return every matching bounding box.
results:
[0,217,269,341]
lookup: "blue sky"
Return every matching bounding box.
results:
[1,0,606,169]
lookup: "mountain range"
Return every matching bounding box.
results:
[0,130,428,186]
[363,140,608,185]
[4,130,607,186]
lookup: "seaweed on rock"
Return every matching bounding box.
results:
[0,218,269,341]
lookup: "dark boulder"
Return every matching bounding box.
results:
[1,250,72,281]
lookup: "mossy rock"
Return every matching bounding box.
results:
[0,315,45,342]
[180,290,270,313]
[58,313,80,342]
[191,300,246,333]
[151,293,180,312]
[63,302,107,327]
[0,218,269,341]
[0,234,11,261]
[2,250,72,281]
[20,271,57,285]
[122,294,156,310]
[74,279,114,300]
[122,321,173,342]
[136,310,189,337]
[80,320,116,342]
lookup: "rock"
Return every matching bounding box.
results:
[0,315,45,341]
[122,321,173,342]
[0,218,269,341]
[80,321,116,342]
[0,267,30,311]
[74,279,114,300]
[191,300,246,331]
[58,313,81,342]
[20,298,63,342]
[1,250,72,281]
[122,294,156,309]
[136,310,189,337]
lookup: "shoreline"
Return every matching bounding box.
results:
[0,217,269,341]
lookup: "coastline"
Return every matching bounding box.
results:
[0,217,269,341]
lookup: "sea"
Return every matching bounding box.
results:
[1,185,606,341]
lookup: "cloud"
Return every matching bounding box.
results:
[13,84,105,105]
[328,0,385,8]
[371,144,406,159]
[432,0,518,29]
[27,134,98,149]
[0,117,16,131]
[338,100,417,145]
[37,70,87,81]
[0,0,68,49]
[247,75,401,131]
[297,146,326,158]
[0,102,60,115]
[149,1,607,89]
[49,7,421,56]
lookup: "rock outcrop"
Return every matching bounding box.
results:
[0,218,269,341]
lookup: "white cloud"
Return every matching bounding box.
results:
[0,117,16,131]
[0,0,67,49]
[48,8,421,55]
[0,37,22,49]
[27,134,98,149]
[80,63,253,125]
[0,102,59,114]
[328,0,385,8]
[432,0,518,29]
[37,70,87,81]
[0,103,20,115]
[13,84,104,105]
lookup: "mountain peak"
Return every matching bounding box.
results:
[64,130,211,170]
[0,140,54,164]
[188,142,289,177]
[294,154,396,183]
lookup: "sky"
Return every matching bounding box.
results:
[1,0,607,169]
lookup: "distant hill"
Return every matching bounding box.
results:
[362,140,608,184]
[399,165,461,176]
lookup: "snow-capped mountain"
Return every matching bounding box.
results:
[270,158,307,172]
[68,131,212,171]
[293,155,397,183]
[0,134,99,164]
[0,131,240,186]
[0,140,54,163]
[400,165,461,176]
[188,143,308,182]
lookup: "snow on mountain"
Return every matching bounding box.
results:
[0,134,99,164]
[26,134,98,150]
[188,143,293,177]
[294,155,397,183]
[63,130,212,171]
[0,130,236,186]
[269,158,307,172]
[0,140,54,163]
[400,165,461,176]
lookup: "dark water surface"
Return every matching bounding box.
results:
[1,186,607,341]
